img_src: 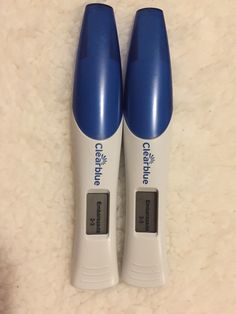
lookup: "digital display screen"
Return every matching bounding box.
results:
[135,191,158,233]
[86,193,109,234]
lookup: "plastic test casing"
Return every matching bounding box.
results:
[71,4,122,289]
[122,8,173,287]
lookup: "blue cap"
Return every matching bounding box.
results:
[73,4,122,140]
[124,8,172,139]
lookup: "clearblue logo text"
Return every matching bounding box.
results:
[94,143,107,186]
[143,142,155,184]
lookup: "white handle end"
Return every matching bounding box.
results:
[71,236,119,289]
[122,234,168,287]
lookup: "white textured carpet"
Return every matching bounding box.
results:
[0,0,236,313]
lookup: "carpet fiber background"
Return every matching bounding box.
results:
[0,0,236,313]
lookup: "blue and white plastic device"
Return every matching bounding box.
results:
[71,4,122,289]
[122,8,173,287]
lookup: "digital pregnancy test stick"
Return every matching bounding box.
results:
[122,8,173,287]
[71,4,122,289]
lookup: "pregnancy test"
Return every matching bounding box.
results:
[122,8,173,287]
[71,4,122,289]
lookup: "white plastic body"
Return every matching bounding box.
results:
[122,121,171,287]
[71,117,122,289]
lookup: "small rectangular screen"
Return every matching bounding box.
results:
[86,193,109,234]
[135,191,158,233]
